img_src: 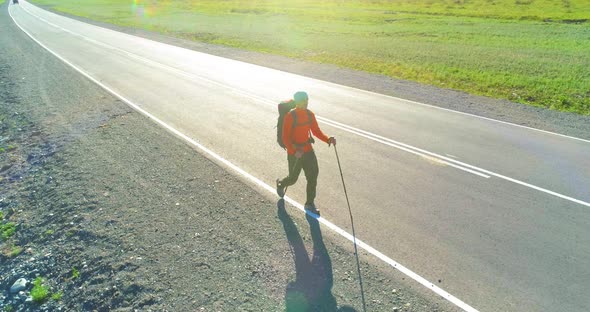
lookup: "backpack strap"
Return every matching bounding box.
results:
[290,110,315,145]
[290,110,298,130]
[290,109,313,129]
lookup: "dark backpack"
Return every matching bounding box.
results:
[276,100,315,149]
[277,100,296,148]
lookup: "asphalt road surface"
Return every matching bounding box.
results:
[8,1,590,311]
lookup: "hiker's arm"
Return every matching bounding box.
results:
[310,113,330,144]
[282,114,295,152]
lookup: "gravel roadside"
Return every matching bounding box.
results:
[0,2,458,311]
[31,1,590,140]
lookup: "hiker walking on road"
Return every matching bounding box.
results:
[276,91,336,216]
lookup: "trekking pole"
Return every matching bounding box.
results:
[333,144,367,312]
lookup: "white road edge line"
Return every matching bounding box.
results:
[316,116,590,208]
[20,0,590,145]
[319,119,491,178]
[331,82,590,145]
[18,4,492,181]
[9,4,480,312]
[21,2,590,209]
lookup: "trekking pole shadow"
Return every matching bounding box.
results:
[277,199,357,312]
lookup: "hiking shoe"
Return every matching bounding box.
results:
[276,179,285,198]
[304,203,320,216]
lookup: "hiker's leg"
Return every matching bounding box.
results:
[302,150,319,204]
[280,154,303,187]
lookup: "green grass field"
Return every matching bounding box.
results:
[30,0,590,114]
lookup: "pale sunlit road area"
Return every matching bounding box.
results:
[7,1,590,311]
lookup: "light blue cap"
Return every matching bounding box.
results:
[293,91,308,103]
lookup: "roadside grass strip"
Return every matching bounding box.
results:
[11,1,590,310]
[9,4,480,311]
[16,0,590,208]
[29,0,590,114]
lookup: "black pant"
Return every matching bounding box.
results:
[279,150,319,205]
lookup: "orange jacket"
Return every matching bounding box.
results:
[282,108,330,155]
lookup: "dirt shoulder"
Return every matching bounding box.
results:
[1,2,457,311]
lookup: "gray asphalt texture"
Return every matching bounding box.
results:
[0,1,456,311]
[6,1,590,311]
[33,1,590,141]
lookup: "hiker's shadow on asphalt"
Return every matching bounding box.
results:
[278,199,357,312]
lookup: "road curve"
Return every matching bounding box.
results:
[8,1,590,311]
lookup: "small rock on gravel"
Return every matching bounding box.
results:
[10,278,28,293]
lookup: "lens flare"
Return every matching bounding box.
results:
[131,0,158,18]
